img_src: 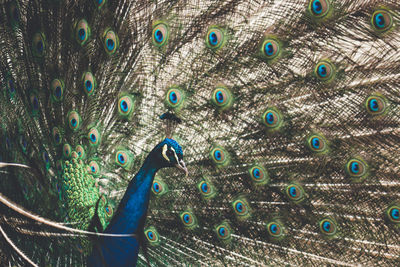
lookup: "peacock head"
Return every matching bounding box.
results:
[151,138,188,176]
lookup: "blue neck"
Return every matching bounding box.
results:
[88,154,160,267]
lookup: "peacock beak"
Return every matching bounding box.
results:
[175,159,188,177]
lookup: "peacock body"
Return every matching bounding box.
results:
[0,0,400,266]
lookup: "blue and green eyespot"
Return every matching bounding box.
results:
[232,197,251,220]
[262,108,283,130]
[248,165,269,185]
[266,220,285,240]
[308,0,331,18]
[103,29,119,55]
[371,9,393,32]
[117,95,135,119]
[365,95,387,116]
[206,26,226,50]
[51,79,64,102]
[67,111,81,131]
[215,222,232,242]
[144,227,161,246]
[152,22,169,47]
[286,183,306,204]
[210,146,230,167]
[115,148,133,170]
[386,204,400,224]
[345,158,369,182]
[52,127,63,146]
[88,160,100,176]
[211,87,233,110]
[88,127,101,146]
[197,178,216,199]
[260,37,281,62]
[166,87,184,109]
[30,93,40,116]
[306,134,328,154]
[82,72,96,96]
[314,60,336,82]
[319,217,338,237]
[152,177,168,197]
[180,210,198,229]
[63,143,72,159]
[32,32,46,57]
[75,145,86,160]
[75,19,91,46]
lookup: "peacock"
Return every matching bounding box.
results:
[0,0,400,266]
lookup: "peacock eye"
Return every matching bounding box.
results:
[75,145,86,159]
[371,10,393,32]
[232,198,251,219]
[153,182,161,193]
[103,29,119,55]
[180,211,197,229]
[365,95,386,115]
[67,111,81,131]
[266,220,285,239]
[115,149,133,170]
[75,19,91,45]
[32,32,46,57]
[117,95,134,118]
[152,22,169,47]
[286,184,305,203]
[307,134,328,153]
[262,39,280,60]
[94,0,106,8]
[117,152,127,165]
[82,72,96,96]
[151,178,168,196]
[88,160,100,176]
[51,79,64,102]
[42,151,49,163]
[309,0,331,17]
[314,60,335,82]
[206,27,225,50]
[52,127,62,146]
[104,204,113,217]
[210,146,229,166]
[63,144,72,158]
[346,158,368,181]
[386,205,400,224]
[30,94,40,114]
[88,127,101,146]
[211,87,233,110]
[319,218,337,236]
[249,165,269,185]
[166,87,184,109]
[215,222,232,242]
[262,108,282,129]
[144,227,160,245]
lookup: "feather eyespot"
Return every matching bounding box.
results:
[52,127,62,146]
[152,23,169,47]
[116,152,127,166]
[67,111,81,131]
[346,158,368,181]
[94,0,106,8]
[63,144,72,158]
[211,87,233,110]
[386,205,400,224]
[197,178,216,199]
[51,79,64,102]
[262,108,282,129]
[118,95,134,118]
[30,94,40,114]
[266,220,285,239]
[75,145,86,159]
[32,32,46,57]
[286,184,305,203]
[215,222,232,241]
[82,72,96,96]
[166,87,184,109]
[206,27,225,50]
[145,227,160,245]
[210,146,229,166]
[104,205,113,217]
[314,60,335,82]
[103,29,119,55]
[319,218,337,236]
[115,149,133,170]
[249,165,269,185]
[365,95,387,115]
[307,134,328,153]
[88,161,100,176]
[180,211,197,229]
[152,178,168,196]
[309,0,331,17]
[88,127,101,146]
[232,198,251,219]
[42,150,50,169]
[75,19,91,45]
[153,182,161,193]
[371,10,393,32]
[261,38,280,60]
